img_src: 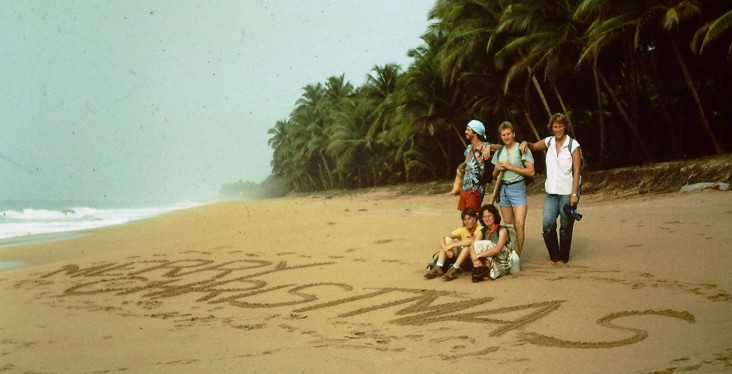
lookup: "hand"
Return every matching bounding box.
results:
[519,141,528,153]
[481,146,491,160]
[570,195,579,206]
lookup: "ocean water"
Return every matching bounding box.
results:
[0,200,203,250]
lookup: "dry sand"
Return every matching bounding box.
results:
[1,188,731,373]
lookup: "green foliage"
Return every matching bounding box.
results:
[219,175,290,200]
[261,0,731,193]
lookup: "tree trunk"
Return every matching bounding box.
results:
[319,153,335,190]
[593,64,606,168]
[553,85,577,138]
[433,131,453,178]
[529,68,552,118]
[671,41,723,154]
[598,70,654,161]
[453,123,467,148]
[522,110,541,141]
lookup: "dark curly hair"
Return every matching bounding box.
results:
[478,204,501,226]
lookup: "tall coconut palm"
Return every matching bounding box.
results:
[493,0,589,138]
[575,0,674,161]
[427,0,543,157]
[324,74,354,104]
[267,119,295,187]
[576,0,723,157]
[663,1,724,153]
[401,32,467,178]
[429,0,505,85]
[363,64,403,148]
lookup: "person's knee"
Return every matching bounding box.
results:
[542,220,556,232]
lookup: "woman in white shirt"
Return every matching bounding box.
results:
[521,113,582,264]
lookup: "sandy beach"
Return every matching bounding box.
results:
[1,187,731,373]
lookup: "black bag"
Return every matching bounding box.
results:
[426,251,455,271]
[478,161,494,185]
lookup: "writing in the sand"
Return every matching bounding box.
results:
[41,258,694,349]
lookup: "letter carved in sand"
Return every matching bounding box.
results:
[39,257,697,351]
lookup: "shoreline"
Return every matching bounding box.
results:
[0,231,91,271]
[0,231,89,250]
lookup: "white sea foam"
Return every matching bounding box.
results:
[0,203,201,241]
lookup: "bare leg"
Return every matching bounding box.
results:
[500,206,515,225]
[512,205,528,256]
[453,245,472,268]
[468,245,481,268]
[439,237,457,263]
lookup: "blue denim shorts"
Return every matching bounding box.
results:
[498,181,527,207]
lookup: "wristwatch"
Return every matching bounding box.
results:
[571,193,578,197]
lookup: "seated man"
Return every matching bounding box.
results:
[424,207,482,279]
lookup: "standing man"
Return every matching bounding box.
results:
[458,120,491,211]
[521,113,582,264]
[491,121,535,256]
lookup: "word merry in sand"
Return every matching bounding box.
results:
[41,258,695,349]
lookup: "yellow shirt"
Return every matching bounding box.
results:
[451,224,483,240]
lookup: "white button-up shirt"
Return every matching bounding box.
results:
[544,136,580,195]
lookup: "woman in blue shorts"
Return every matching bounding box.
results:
[491,121,535,256]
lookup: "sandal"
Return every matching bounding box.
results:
[471,266,489,282]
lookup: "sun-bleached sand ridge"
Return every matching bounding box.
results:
[0,187,730,373]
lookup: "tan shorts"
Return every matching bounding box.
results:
[473,240,496,256]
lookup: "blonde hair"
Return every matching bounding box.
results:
[498,121,514,133]
[547,113,568,130]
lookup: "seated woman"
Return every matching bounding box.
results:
[424,207,482,279]
[443,204,512,282]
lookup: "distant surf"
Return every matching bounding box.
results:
[0,200,202,247]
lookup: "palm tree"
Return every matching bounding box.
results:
[265,0,729,192]
[494,0,553,116]
[493,0,595,140]
[326,96,372,188]
[267,119,294,187]
[576,0,723,158]
[692,9,732,59]
[663,1,724,153]
[430,0,505,85]
[575,0,676,161]
[364,64,402,138]
[401,33,466,178]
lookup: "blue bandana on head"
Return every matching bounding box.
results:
[467,120,486,138]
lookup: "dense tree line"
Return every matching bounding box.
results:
[219,175,290,199]
[268,0,731,193]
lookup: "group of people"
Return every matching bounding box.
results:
[426,113,583,282]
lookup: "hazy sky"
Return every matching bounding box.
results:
[1,0,434,202]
